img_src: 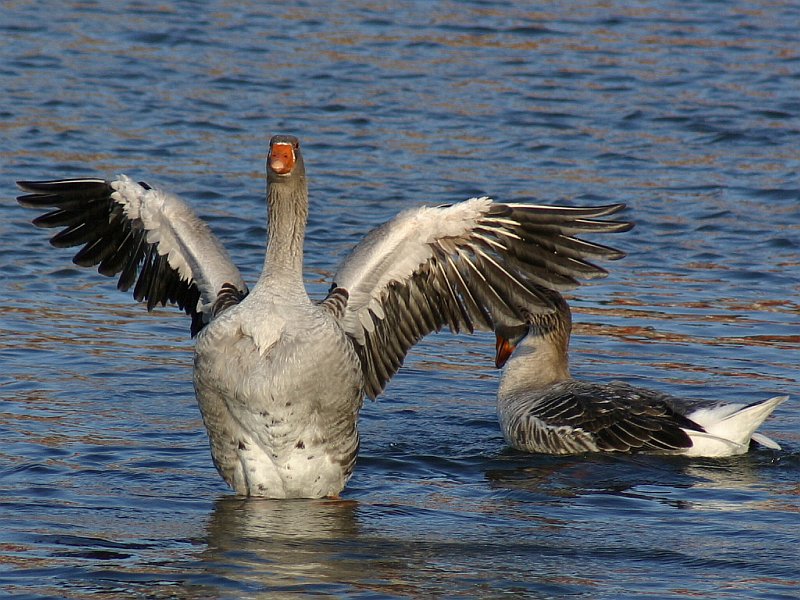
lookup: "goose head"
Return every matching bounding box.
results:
[267,134,306,184]
[494,290,573,380]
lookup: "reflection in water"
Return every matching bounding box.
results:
[481,451,800,592]
[485,453,691,502]
[3,0,800,597]
[196,497,363,596]
[681,453,798,513]
[483,451,785,512]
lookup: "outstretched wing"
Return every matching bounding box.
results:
[17,176,248,336]
[332,197,632,399]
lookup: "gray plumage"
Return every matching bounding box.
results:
[495,290,786,456]
[18,134,633,497]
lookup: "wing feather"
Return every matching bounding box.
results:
[333,197,633,399]
[505,381,696,454]
[17,176,248,335]
[540,382,695,452]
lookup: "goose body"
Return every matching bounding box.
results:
[18,134,632,497]
[193,289,362,498]
[495,291,787,457]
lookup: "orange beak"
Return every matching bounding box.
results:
[269,142,296,175]
[495,334,516,369]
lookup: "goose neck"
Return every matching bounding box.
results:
[499,305,572,397]
[261,181,308,291]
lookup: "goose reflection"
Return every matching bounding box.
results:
[484,450,786,513]
[198,496,361,593]
[680,453,793,512]
[485,453,697,506]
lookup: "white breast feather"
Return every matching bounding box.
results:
[240,315,285,356]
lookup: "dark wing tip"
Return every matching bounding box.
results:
[17,178,108,191]
[17,178,113,208]
[17,176,206,338]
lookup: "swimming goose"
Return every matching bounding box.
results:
[494,289,787,457]
[17,134,632,498]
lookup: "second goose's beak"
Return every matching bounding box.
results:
[495,334,516,369]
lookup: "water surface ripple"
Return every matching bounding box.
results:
[1,1,798,598]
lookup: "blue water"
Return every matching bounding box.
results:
[2,1,799,598]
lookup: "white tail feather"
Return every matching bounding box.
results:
[682,395,787,457]
[750,432,782,451]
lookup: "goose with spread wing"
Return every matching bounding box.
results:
[18,134,632,498]
[494,289,787,456]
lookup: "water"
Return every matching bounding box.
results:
[2,1,799,598]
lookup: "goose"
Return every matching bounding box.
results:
[494,288,787,457]
[17,134,632,498]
